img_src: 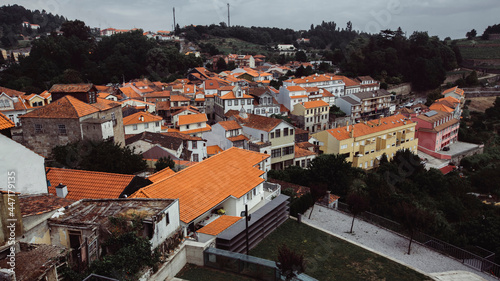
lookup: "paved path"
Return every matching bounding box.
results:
[303,205,496,281]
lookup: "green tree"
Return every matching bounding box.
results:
[346,179,370,233]
[295,50,307,62]
[276,244,305,280]
[51,139,147,174]
[61,20,91,41]
[466,29,477,40]
[155,156,175,172]
[397,202,432,255]
[308,154,358,196]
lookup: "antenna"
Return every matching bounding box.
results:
[227,3,230,27]
[173,7,176,31]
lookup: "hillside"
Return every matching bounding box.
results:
[0,4,65,48]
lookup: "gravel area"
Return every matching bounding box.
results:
[303,205,496,281]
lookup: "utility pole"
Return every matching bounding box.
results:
[227,3,230,27]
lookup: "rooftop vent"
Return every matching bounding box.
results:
[55,183,68,198]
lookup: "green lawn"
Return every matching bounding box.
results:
[249,219,432,281]
[176,263,258,281]
[200,38,269,55]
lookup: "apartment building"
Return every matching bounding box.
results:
[413,110,459,152]
[312,114,418,170]
[291,100,330,133]
[336,89,392,121]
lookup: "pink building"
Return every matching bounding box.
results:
[414,110,459,152]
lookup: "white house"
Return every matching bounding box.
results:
[178,113,211,137]
[214,86,254,121]
[0,134,47,194]
[123,111,163,135]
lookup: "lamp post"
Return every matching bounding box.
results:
[242,204,252,255]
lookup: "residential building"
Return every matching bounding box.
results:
[294,144,316,168]
[0,92,28,127]
[277,85,308,111]
[442,86,465,104]
[226,54,255,68]
[214,86,254,121]
[291,100,330,133]
[20,96,125,157]
[49,83,98,104]
[46,167,152,200]
[126,131,207,162]
[277,44,296,56]
[178,113,211,137]
[336,89,392,121]
[413,110,459,152]
[202,120,249,150]
[0,133,47,194]
[121,99,156,113]
[431,96,462,119]
[131,147,270,234]
[312,114,418,170]
[228,111,295,170]
[123,111,163,135]
[48,198,180,269]
[248,87,281,117]
[357,76,380,92]
[282,74,345,99]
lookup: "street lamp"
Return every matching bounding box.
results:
[241,204,252,255]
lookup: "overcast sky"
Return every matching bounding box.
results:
[4,0,499,39]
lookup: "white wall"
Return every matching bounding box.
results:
[202,123,233,150]
[101,120,114,140]
[151,200,181,250]
[124,121,161,135]
[0,134,47,194]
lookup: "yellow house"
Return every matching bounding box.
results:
[312,114,418,170]
[291,100,330,133]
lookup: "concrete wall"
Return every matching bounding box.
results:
[0,134,47,194]
[21,211,54,244]
[388,83,412,96]
[151,200,181,250]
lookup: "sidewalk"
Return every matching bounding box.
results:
[303,205,496,281]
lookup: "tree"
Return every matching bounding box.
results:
[397,202,432,254]
[466,29,477,40]
[216,57,228,71]
[60,20,91,41]
[346,179,370,233]
[276,245,305,280]
[295,50,307,62]
[308,154,357,196]
[155,156,175,172]
[51,139,147,174]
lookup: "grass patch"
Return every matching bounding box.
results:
[176,263,258,281]
[250,219,431,281]
[200,38,270,55]
[459,46,500,60]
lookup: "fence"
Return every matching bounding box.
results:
[332,201,500,279]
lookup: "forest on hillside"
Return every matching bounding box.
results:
[0,4,66,47]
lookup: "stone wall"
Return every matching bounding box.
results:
[388,83,412,96]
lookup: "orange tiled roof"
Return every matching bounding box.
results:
[218,120,242,131]
[227,135,249,142]
[147,167,176,183]
[220,91,253,100]
[197,215,242,236]
[120,87,142,99]
[294,145,316,158]
[46,167,136,201]
[170,95,191,102]
[19,194,75,217]
[123,112,163,125]
[130,147,269,224]
[181,125,212,135]
[0,86,25,97]
[429,103,453,113]
[49,83,94,93]
[442,86,464,97]
[0,112,15,130]
[207,145,223,155]
[327,114,413,141]
[178,113,207,125]
[303,100,329,109]
[21,96,100,119]
[229,112,283,132]
[290,95,309,99]
[286,86,306,92]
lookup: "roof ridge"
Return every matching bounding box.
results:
[47,167,136,178]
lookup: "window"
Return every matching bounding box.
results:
[253,188,257,196]
[234,100,239,106]
[256,109,260,114]
[156,122,160,127]
[111,112,117,126]
[247,190,253,201]
[271,148,281,158]
[192,141,197,149]
[284,128,289,136]
[275,129,281,138]
[282,146,294,155]
[340,144,348,149]
[58,124,67,135]
[301,160,305,167]
[186,124,190,129]
[144,123,149,129]
[247,99,251,105]
[34,124,43,133]
[306,159,311,167]
[290,129,293,135]
[193,154,199,162]
[270,132,275,138]
[133,124,138,130]
[228,100,232,106]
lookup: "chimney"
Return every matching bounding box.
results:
[55,183,68,198]
[378,118,381,126]
[346,121,349,131]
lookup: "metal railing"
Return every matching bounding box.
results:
[330,202,500,279]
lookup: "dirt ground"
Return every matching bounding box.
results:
[467,96,497,112]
